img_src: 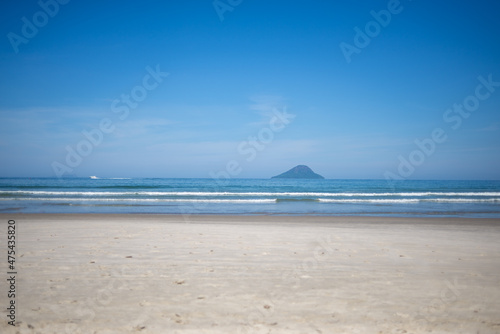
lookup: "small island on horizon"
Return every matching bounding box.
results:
[271,165,325,179]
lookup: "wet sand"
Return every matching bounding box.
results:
[1,214,499,333]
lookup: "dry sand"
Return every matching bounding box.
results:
[1,214,499,333]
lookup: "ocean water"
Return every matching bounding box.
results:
[1,177,500,217]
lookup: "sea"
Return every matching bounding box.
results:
[0,177,500,217]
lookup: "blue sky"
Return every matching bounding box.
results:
[1,0,499,179]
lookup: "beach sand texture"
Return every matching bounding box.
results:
[1,214,499,333]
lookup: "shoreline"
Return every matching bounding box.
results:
[2,178,500,219]
[2,212,500,225]
[1,214,499,333]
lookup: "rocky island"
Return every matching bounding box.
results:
[271,165,325,179]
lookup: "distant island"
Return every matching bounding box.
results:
[271,165,325,179]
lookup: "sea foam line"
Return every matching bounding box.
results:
[2,190,500,197]
[1,197,498,204]
[318,198,500,203]
[0,197,276,203]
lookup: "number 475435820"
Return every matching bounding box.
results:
[7,220,16,270]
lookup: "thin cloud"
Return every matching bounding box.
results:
[474,122,499,132]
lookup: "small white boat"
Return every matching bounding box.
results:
[89,176,98,179]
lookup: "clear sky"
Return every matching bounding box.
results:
[1,0,499,179]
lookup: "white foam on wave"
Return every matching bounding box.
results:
[319,198,500,204]
[0,197,275,204]
[3,190,500,197]
[2,196,498,205]
[423,198,500,203]
[319,198,421,204]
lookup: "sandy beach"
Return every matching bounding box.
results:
[1,214,499,333]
